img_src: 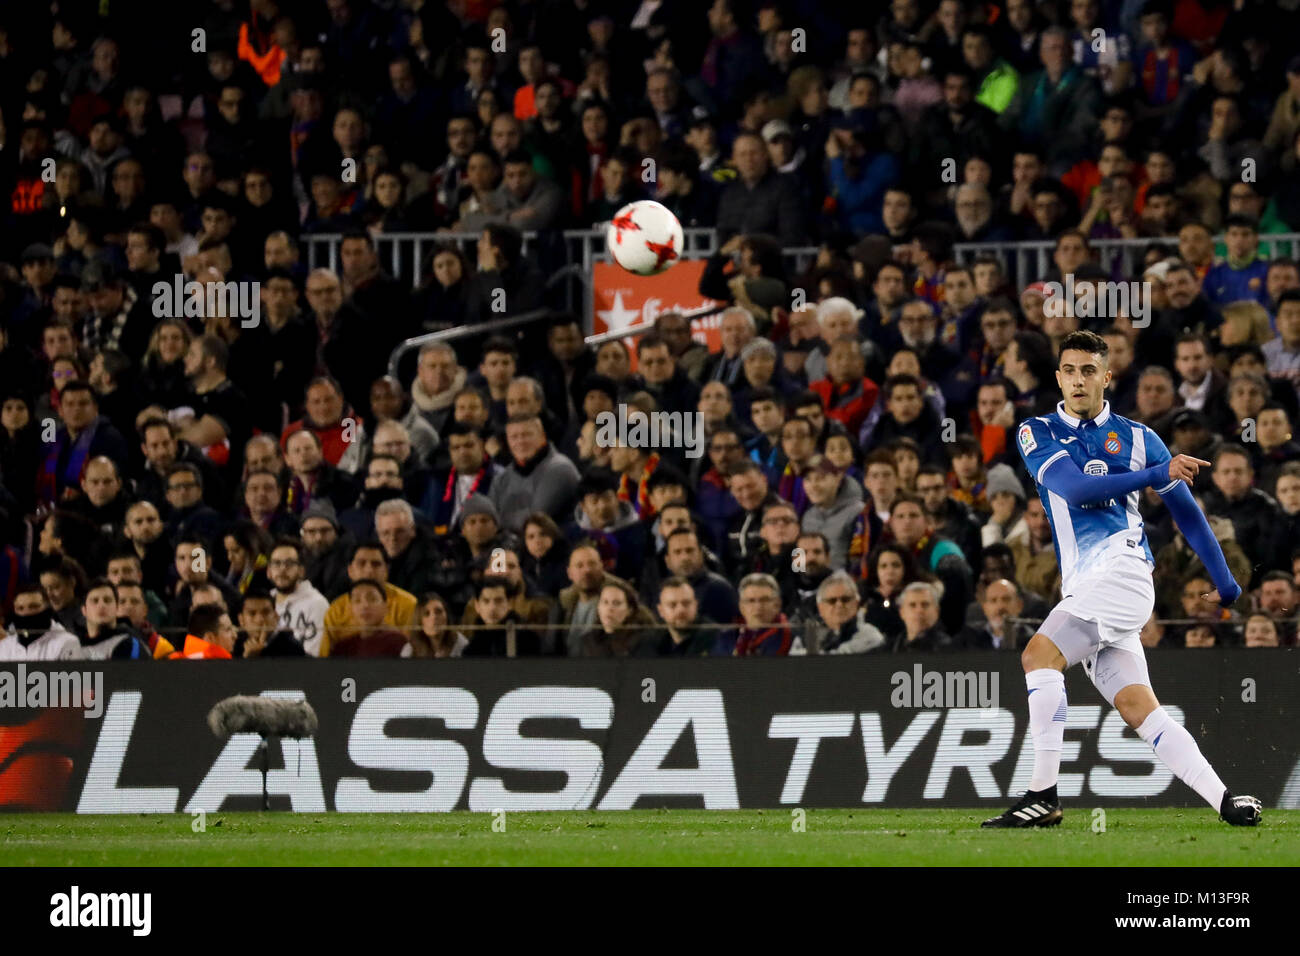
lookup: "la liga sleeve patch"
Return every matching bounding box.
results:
[1018,423,1037,456]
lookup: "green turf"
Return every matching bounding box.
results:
[3,809,1298,866]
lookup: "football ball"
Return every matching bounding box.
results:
[606,200,684,276]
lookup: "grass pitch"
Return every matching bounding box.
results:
[2,809,1297,866]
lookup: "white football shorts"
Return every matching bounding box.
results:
[1037,552,1154,705]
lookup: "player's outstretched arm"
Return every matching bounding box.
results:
[1158,480,1243,605]
[1038,454,1172,507]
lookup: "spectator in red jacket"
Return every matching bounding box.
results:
[810,338,880,436]
[281,376,354,466]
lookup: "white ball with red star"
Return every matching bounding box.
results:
[605,200,684,276]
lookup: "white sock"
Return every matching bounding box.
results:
[1136,707,1228,810]
[1026,669,1067,792]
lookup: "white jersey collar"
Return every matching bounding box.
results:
[1055,400,1111,429]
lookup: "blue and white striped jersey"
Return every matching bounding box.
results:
[1018,401,1177,594]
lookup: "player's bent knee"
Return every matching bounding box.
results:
[1022,633,1066,673]
[1113,683,1159,728]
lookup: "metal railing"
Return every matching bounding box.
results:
[386,307,554,379]
[316,228,1300,349]
[305,228,821,331]
[954,233,1300,282]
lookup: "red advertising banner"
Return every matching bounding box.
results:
[592,260,724,369]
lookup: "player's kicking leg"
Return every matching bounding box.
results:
[983,616,1261,828]
[1109,681,1260,827]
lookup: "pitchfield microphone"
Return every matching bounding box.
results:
[207,696,319,809]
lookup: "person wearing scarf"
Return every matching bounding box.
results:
[721,573,793,656]
[0,587,81,660]
[409,343,467,435]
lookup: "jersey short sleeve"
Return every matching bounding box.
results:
[1141,424,1178,494]
[1017,418,1069,485]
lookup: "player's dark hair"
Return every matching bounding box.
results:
[1058,329,1109,361]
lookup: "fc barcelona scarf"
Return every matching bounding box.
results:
[847,505,874,581]
[618,452,660,519]
[37,420,98,506]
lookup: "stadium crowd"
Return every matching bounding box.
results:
[1,0,1300,659]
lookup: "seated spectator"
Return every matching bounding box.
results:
[113,581,173,658]
[894,580,954,651]
[859,543,927,642]
[458,548,552,629]
[233,589,305,658]
[566,469,647,583]
[724,460,783,572]
[1201,445,1282,584]
[0,585,81,660]
[888,494,973,634]
[428,493,506,612]
[958,578,1032,650]
[520,512,572,598]
[38,380,130,504]
[463,576,540,656]
[715,573,793,656]
[776,415,818,515]
[281,377,355,467]
[810,339,881,437]
[945,438,991,517]
[664,527,740,626]
[267,539,329,656]
[283,428,357,517]
[608,415,666,520]
[551,542,625,657]
[167,535,239,625]
[794,569,886,654]
[168,602,236,660]
[410,342,468,435]
[330,579,410,658]
[241,468,299,538]
[1204,215,1269,308]
[1254,571,1296,646]
[320,543,417,656]
[491,414,581,532]
[1006,494,1060,600]
[651,577,719,657]
[866,374,947,465]
[914,464,983,571]
[222,520,273,595]
[980,463,1028,548]
[1243,613,1281,648]
[404,593,469,658]
[580,580,658,657]
[800,455,865,570]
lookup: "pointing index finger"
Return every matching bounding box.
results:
[1187,457,1211,467]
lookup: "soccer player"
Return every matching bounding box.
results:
[983,330,1261,828]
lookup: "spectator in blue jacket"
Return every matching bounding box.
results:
[1204,215,1270,307]
[825,122,899,235]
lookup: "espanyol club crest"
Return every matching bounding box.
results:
[1104,431,1121,454]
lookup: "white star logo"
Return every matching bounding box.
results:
[596,290,642,334]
